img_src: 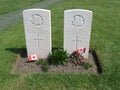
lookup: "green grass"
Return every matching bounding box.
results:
[0,0,120,89]
[0,0,44,14]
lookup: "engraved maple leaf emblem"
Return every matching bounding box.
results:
[31,14,43,26]
[72,15,84,28]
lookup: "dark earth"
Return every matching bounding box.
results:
[12,51,101,74]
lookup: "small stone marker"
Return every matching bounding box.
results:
[64,9,93,59]
[23,9,51,58]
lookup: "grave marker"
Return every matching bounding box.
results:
[64,9,93,59]
[23,9,51,58]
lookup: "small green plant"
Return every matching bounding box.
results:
[36,59,49,72]
[36,58,44,65]
[48,49,68,65]
[41,60,49,72]
[82,62,93,69]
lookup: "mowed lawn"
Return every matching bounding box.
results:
[0,0,120,90]
[0,0,43,14]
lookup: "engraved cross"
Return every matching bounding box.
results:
[34,34,43,48]
[72,36,82,49]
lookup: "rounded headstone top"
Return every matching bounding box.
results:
[64,9,93,13]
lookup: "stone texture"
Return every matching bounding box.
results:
[64,9,93,59]
[23,9,51,58]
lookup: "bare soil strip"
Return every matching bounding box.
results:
[12,52,98,74]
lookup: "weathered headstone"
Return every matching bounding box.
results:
[23,9,51,58]
[64,9,93,59]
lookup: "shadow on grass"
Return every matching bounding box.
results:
[52,47,63,51]
[5,47,62,58]
[5,48,27,58]
[90,50,103,74]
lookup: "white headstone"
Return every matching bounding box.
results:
[23,9,51,58]
[64,9,93,59]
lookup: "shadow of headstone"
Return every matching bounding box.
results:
[90,50,103,74]
[5,48,27,58]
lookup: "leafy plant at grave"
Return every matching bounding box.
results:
[82,62,93,69]
[36,59,49,72]
[69,51,84,65]
[48,49,68,65]
[36,58,44,65]
[41,60,49,72]
[69,50,92,69]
